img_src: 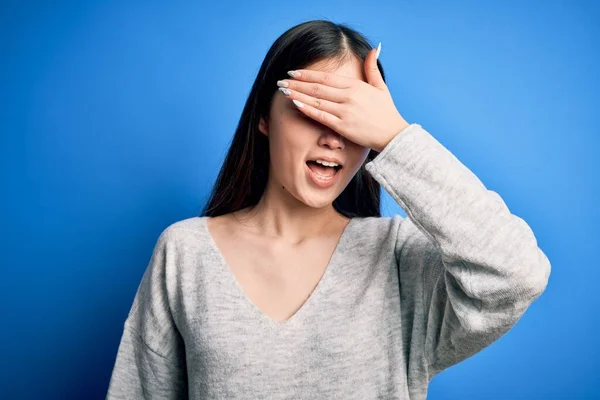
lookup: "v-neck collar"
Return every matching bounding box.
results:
[201,216,355,332]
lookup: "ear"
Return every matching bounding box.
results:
[258,116,269,136]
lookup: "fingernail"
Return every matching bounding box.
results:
[292,99,305,108]
[287,70,301,78]
[375,42,381,59]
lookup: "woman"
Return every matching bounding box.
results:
[107,20,551,399]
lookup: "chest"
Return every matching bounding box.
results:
[209,224,343,323]
[182,246,408,399]
[179,216,413,399]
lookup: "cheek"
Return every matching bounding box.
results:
[267,130,306,181]
[270,119,313,163]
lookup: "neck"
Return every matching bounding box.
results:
[234,179,348,245]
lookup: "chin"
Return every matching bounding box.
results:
[302,198,334,209]
[295,188,342,209]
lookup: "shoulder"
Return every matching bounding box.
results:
[349,214,404,238]
[342,215,406,254]
[349,214,429,254]
[156,216,209,247]
[146,217,218,277]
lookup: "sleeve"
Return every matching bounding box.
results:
[106,228,189,399]
[364,123,551,380]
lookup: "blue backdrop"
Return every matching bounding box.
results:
[1,1,598,399]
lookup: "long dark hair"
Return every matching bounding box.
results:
[201,20,386,218]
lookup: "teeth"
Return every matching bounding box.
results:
[315,160,339,167]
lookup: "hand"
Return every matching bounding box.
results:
[276,46,409,152]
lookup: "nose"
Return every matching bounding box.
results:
[318,130,345,150]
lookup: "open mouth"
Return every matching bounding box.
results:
[305,160,342,176]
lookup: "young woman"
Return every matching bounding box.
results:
[107,20,551,399]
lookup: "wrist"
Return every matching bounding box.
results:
[374,119,410,152]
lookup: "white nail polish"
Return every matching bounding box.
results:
[375,42,381,59]
[292,99,305,108]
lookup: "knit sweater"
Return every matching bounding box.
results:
[106,123,551,399]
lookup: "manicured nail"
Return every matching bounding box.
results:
[292,99,305,108]
[276,80,289,88]
[278,87,291,96]
[287,70,301,78]
[375,42,381,59]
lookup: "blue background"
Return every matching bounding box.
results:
[1,1,598,399]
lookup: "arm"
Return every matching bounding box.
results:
[364,123,551,379]
[106,229,188,399]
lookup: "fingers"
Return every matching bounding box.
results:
[290,97,344,134]
[364,45,386,89]
[287,69,353,89]
[275,68,353,137]
[277,78,348,104]
[277,87,343,119]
